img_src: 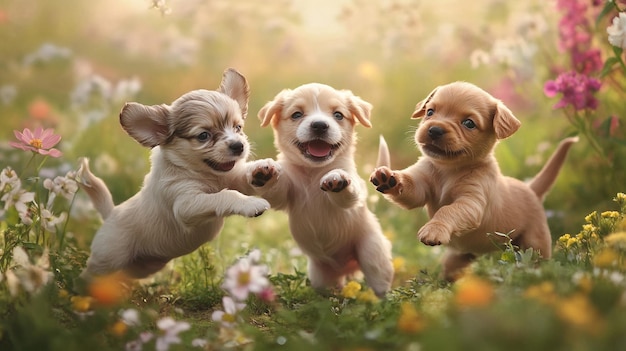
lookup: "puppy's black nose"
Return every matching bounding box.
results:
[229,141,244,155]
[428,126,446,140]
[311,121,329,135]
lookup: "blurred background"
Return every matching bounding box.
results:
[0,0,623,274]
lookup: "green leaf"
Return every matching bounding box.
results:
[596,0,617,26]
[601,57,620,77]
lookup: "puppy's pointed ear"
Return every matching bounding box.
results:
[120,103,170,148]
[493,101,521,139]
[347,94,373,128]
[258,90,287,127]
[219,68,250,118]
[411,87,438,119]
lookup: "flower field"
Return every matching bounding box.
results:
[1,0,626,350]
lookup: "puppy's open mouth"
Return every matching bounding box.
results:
[204,159,236,172]
[297,140,339,161]
[420,143,465,158]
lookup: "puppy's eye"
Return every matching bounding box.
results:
[462,119,476,129]
[235,125,242,133]
[333,111,344,120]
[197,131,211,141]
[426,109,435,117]
[291,111,303,120]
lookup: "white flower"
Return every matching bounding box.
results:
[120,308,141,326]
[221,255,270,301]
[40,208,67,232]
[43,173,78,200]
[211,296,246,328]
[5,247,53,296]
[607,12,626,49]
[191,338,208,348]
[2,188,35,216]
[0,167,20,194]
[155,317,191,351]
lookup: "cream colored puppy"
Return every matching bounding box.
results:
[77,68,269,279]
[249,83,394,297]
[370,81,577,281]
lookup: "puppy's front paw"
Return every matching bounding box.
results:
[370,167,402,195]
[417,221,451,246]
[320,170,351,193]
[248,159,281,187]
[237,197,271,217]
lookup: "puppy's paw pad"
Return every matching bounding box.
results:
[239,198,270,217]
[370,167,399,194]
[417,222,451,246]
[320,171,351,192]
[248,159,281,187]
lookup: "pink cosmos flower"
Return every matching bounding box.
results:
[544,71,601,110]
[221,255,270,301]
[9,127,62,157]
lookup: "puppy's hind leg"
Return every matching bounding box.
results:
[307,260,345,294]
[441,249,476,282]
[76,158,114,219]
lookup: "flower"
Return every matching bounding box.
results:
[555,293,604,334]
[607,12,626,49]
[341,281,362,299]
[454,275,495,307]
[9,127,62,157]
[40,207,67,232]
[0,167,20,194]
[88,271,130,305]
[221,254,270,301]
[5,246,53,296]
[356,288,379,303]
[120,308,141,326]
[1,187,35,216]
[397,302,424,334]
[43,173,78,201]
[212,296,246,328]
[155,317,191,351]
[544,71,601,110]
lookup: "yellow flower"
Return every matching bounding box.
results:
[616,192,626,202]
[555,294,604,334]
[356,288,379,304]
[89,271,130,306]
[566,237,578,248]
[601,211,619,219]
[593,248,619,269]
[558,234,571,243]
[523,281,557,305]
[341,281,362,299]
[585,211,597,223]
[110,320,128,337]
[454,275,494,307]
[605,232,626,247]
[58,289,69,299]
[71,296,94,312]
[397,302,424,334]
[575,273,593,293]
[582,224,595,232]
[392,257,406,273]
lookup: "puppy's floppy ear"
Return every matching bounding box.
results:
[493,101,521,139]
[258,90,288,127]
[411,87,438,119]
[219,68,250,118]
[346,94,373,128]
[120,103,170,148]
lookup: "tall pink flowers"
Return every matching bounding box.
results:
[544,71,602,110]
[9,127,62,157]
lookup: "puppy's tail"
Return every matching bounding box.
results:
[77,158,115,219]
[528,136,578,201]
[376,135,391,168]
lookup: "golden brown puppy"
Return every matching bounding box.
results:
[248,83,394,297]
[77,68,270,280]
[370,81,577,281]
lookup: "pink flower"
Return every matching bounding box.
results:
[9,127,62,157]
[211,296,246,328]
[221,256,270,301]
[544,71,601,110]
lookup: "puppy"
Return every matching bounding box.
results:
[370,81,577,281]
[77,68,270,279]
[248,83,394,297]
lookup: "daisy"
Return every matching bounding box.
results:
[9,127,62,157]
[221,256,270,301]
[211,296,246,328]
[155,317,191,351]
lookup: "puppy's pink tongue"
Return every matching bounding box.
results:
[307,140,332,157]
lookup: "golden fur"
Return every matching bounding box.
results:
[370,81,577,281]
[248,83,394,296]
[77,68,269,279]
